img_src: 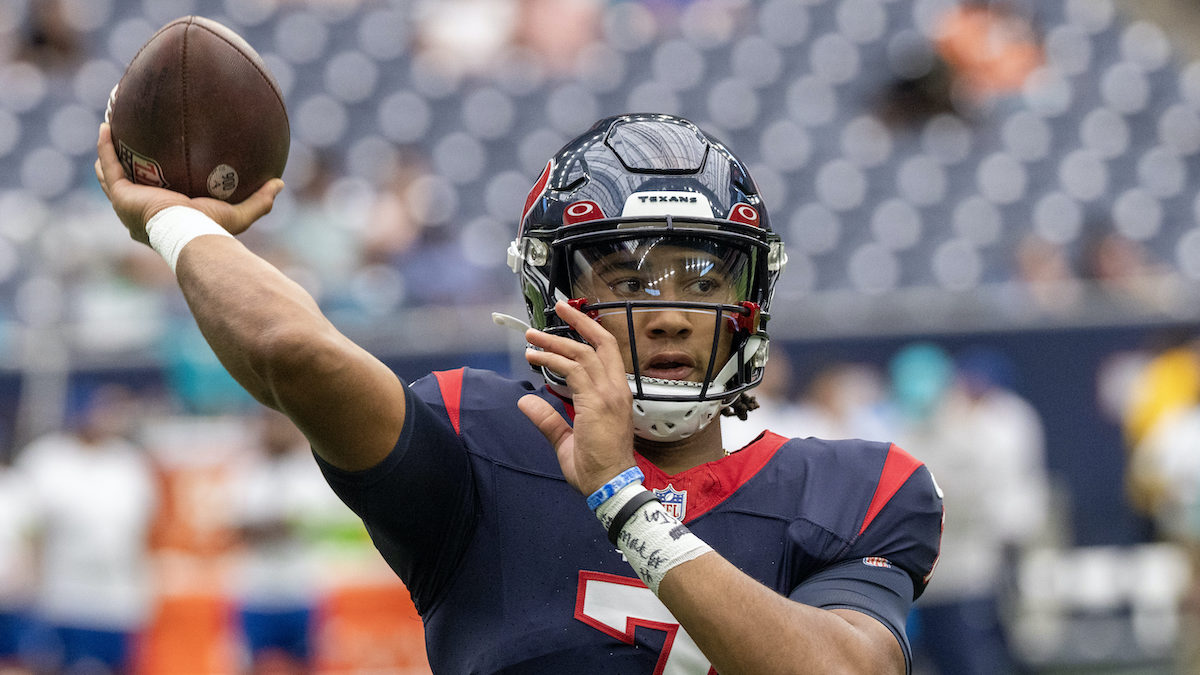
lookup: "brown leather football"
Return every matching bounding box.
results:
[107,16,289,202]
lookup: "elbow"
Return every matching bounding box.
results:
[246,322,344,405]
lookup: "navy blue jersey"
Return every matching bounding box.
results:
[317,368,943,674]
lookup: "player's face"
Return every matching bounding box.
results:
[570,237,750,383]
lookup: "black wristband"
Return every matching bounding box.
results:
[607,490,660,546]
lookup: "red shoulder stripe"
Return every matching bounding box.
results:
[858,444,923,536]
[432,368,466,435]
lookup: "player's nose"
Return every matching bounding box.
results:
[642,305,693,339]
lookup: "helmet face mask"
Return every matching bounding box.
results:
[509,114,786,442]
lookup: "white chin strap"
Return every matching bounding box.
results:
[630,377,725,442]
[629,335,764,442]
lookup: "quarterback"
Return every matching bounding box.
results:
[95,113,942,673]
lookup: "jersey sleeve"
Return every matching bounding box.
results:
[790,444,943,675]
[315,378,477,614]
[849,445,944,600]
[790,558,916,670]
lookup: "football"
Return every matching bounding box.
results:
[107,15,289,203]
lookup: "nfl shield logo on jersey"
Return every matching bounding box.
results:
[654,484,687,520]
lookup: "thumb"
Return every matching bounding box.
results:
[223,178,285,235]
[518,394,572,450]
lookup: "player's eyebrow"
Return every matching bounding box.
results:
[588,245,730,278]
[600,259,641,272]
[591,255,642,275]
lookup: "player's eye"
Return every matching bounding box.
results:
[683,277,723,297]
[610,277,645,296]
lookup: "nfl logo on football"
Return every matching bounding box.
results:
[116,140,169,189]
[654,484,687,520]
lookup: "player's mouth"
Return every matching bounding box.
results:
[640,353,697,381]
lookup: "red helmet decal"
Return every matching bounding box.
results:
[729,203,761,227]
[521,160,554,230]
[563,200,605,225]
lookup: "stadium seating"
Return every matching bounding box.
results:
[0,0,1197,351]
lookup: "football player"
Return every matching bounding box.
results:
[95,113,942,673]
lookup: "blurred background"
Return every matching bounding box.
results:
[2,0,1200,673]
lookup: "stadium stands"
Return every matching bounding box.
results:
[0,0,1197,359]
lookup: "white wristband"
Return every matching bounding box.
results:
[145,205,234,272]
[596,485,714,594]
[595,482,649,532]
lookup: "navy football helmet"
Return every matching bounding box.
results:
[505,114,786,441]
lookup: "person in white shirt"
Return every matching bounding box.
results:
[0,462,35,670]
[16,385,159,674]
[227,407,359,674]
[885,344,1050,675]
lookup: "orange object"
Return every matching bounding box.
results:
[315,584,431,674]
[136,593,239,675]
[935,3,1043,100]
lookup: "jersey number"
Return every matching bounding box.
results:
[575,571,716,675]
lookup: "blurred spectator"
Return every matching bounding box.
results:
[876,57,959,131]
[393,227,501,306]
[15,384,159,675]
[413,0,517,78]
[1125,332,1200,672]
[885,342,1051,675]
[1122,330,1200,450]
[933,0,1043,108]
[720,352,888,450]
[792,361,889,442]
[1122,330,1200,518]
[268,153,371,312]
[1134,391,1200,543]
[226,408,361,675]
[1012,233,1084,316]
[886,343,955,428]
[879,0,1042,128]
[362,152,428,266]
[161,320,258,417]
[513,0,602,75]
[69,249,174,356]
[14,0,82,70]
[0,461,34,673]
[1081,231,1179,313]
[952,346,1051,548]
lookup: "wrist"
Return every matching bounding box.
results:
[594,484,713,594]
[585,466,644,511]
[145,205,234,272]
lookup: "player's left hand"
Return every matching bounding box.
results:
[518,301,637,496]
[94,123,283,245]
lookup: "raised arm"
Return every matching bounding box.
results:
[95,123,405,471]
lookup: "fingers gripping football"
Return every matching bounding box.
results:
[521,301,636,495]
[96,123,189,244]
[96,123,283,244]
